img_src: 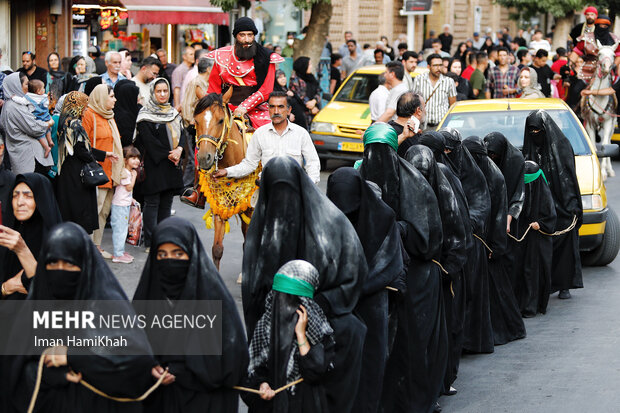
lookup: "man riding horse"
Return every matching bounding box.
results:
[182,17,284,206]
[570,14,620,84]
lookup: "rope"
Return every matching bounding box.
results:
[473,234,493,254]
[507,215,578,242]
[28,350,169,412]
[233,378,304,395]
[432,259,449,275]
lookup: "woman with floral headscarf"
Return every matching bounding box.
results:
[134,78,186,249]
[243,260,335,413]
[56,91,117,234]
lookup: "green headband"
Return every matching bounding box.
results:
[363,123,398,152]
[524,169,548,184]
[272,273,315,298]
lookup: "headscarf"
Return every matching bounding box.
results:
[273,69,287,92]
[327,167,403,295]
[248,260,333,393]
[1,173,62,285]
[517,67,544,99]
[242,157,367,338]
[2,72,28,105]
[355,123,399,168]
[88,84,123,185]
[522,109,582,227]
[484,131,525,219]
[83,76,103,96]
[440,127,491,234]
[133,217,248,390]
[47,53,65,78]
[405,145,467,275]
[293,57,319,100]
[135,78,182,149]
[113,79,141,147]
[57,91,90,173]
[415,131,453,166]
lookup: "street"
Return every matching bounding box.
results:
[104,159,620,413]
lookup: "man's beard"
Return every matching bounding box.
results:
[235,41,258,61]
[587,18,595,25]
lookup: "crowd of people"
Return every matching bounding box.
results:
[0,12,594,413]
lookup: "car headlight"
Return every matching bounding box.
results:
[581,194,603,210]
[310,122,336,133]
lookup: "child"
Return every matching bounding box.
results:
[25,79,54,158]
[111,146,140,263]
[511,160,557,317]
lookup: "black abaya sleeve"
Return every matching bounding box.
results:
[299,336,336,383]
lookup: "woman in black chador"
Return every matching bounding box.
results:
[327,167,404,413]
[10,222,155,413]
[512,161,557,316]
[439,127,494,354]
[404,143,468,396]
[133,216,249,412]
[522,110,583,299]
[357,123,446,413]
[242,157,368,413]
[483,132,525,284]
[463,136,526,346]
[243,260,336,413]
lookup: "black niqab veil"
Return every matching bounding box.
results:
[484,132,525,220]
[358,142,447,413]
[113,79,141,147]
[464,137,526,346]
[10,222,155,413]
[243,157,367,413]
[512,161,557,316]
[327,167,404,413]
[522,109,583,291]
[133,217,248,412]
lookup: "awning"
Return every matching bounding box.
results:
[121,0,229,25]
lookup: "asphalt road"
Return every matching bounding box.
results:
[105,159,620,413]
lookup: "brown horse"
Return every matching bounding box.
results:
[194,87,253,269]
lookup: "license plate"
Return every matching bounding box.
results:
[338,141,364,152]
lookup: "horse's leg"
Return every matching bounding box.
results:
[212,214,225,270]
[604,117,615,177]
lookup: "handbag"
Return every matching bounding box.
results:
[126,200,143,246]
[81,112,109,187]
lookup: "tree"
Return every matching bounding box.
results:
[210,0,332,70]
[497,0,586,50]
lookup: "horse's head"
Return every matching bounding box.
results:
[597,39,618,76]
[194,87,234,171]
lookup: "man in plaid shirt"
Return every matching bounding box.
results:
[486,47,520,98]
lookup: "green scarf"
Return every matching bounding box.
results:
[524,169,548,184]
[363,122,399,151]
[272,273,315,298]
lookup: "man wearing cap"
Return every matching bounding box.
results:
[569,13,620,83]
[570,7,598,46]
[472,32,485,50]
[206,17,284,128]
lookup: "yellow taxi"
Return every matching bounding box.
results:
[438,98,619,265]
[310,64,426,167]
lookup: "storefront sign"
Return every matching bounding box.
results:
[73,14,86,23]
[403,0,432,13]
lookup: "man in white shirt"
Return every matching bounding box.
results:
[528,29,551,53]
[212,91,321,183]
[369,74,390,122]
[132,56,160,104]
[377,61,410,123]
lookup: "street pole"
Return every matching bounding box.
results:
[407,14,415,52]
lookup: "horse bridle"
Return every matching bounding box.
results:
[196,104,235,169]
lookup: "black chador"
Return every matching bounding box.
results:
[522,110,583,297]
[327,167,404,413]
[133,217,249,412]
[357,124,447,413]
[440,128,494,354]
[10,222,155,413]
[242,157,368,413]
[512,161,557,317]
[464,137,526,346]
[405,143,468,394]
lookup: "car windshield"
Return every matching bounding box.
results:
[334,74,379,103]
[442,109,591,155]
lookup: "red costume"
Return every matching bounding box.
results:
[207,46,284,128]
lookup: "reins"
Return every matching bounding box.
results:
[195,104,246,170]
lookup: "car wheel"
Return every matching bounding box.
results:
[582,207,620,266]
[320,158,328,171]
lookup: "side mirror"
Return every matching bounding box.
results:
[596,143,619,158]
